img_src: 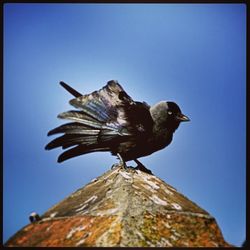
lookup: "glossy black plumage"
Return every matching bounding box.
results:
[45,80,190,164]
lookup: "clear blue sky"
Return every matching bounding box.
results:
[3,3,246,246]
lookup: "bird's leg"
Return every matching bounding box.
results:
[117,153,127,169]
[111,153,127,170]
[134,159,153,175]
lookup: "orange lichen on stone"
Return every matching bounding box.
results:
[155,213,232,247]
[6,215,119,247]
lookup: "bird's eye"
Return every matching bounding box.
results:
[168,111,172,115]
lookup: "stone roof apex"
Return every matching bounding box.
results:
[5,166,233,247]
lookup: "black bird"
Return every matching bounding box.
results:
[45,80,190,169]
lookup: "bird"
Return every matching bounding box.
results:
[45,80,190,170]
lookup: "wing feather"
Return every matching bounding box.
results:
[45,80,153,162]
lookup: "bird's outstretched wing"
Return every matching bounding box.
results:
[45,80,153,162]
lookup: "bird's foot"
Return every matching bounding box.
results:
[111,163,119,169]
[111,163,128,170]
[111,153,128,170]
[134,159,153,175]
[111,163,126,170]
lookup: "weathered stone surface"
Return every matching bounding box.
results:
[5,166,233,247]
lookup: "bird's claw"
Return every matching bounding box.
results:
[134,159,153,175]
[111,162,127,170]
[111,163,118,169]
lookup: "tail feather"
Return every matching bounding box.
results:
[60,133,112,150]
[45,129,122,150]
[58,111,119,131]
[57,145,110,163]
[45,134,82,150]
[48,122,100,136]
[46,81,131,162]
[58,111,104,129]
[62,142,79,149]
[45,133,103,150]
[60,81,82,97]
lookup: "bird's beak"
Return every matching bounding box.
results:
[176,113,190,122]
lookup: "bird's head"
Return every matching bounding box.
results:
[166,101,190,123]
[150,101,190,129]
[150,101,190,133]
[164,101,190,133]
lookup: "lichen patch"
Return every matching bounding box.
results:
[66,225,87,239]
[119,171,132,180]
[75,204,88,212]
[163,188,174,196]
[50,212,58,218]
[84,195,98,204]
[171,203,182,210]
[149,195,168,206]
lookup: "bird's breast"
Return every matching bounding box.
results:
[115,128,173,161]
[148,129,173,152]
